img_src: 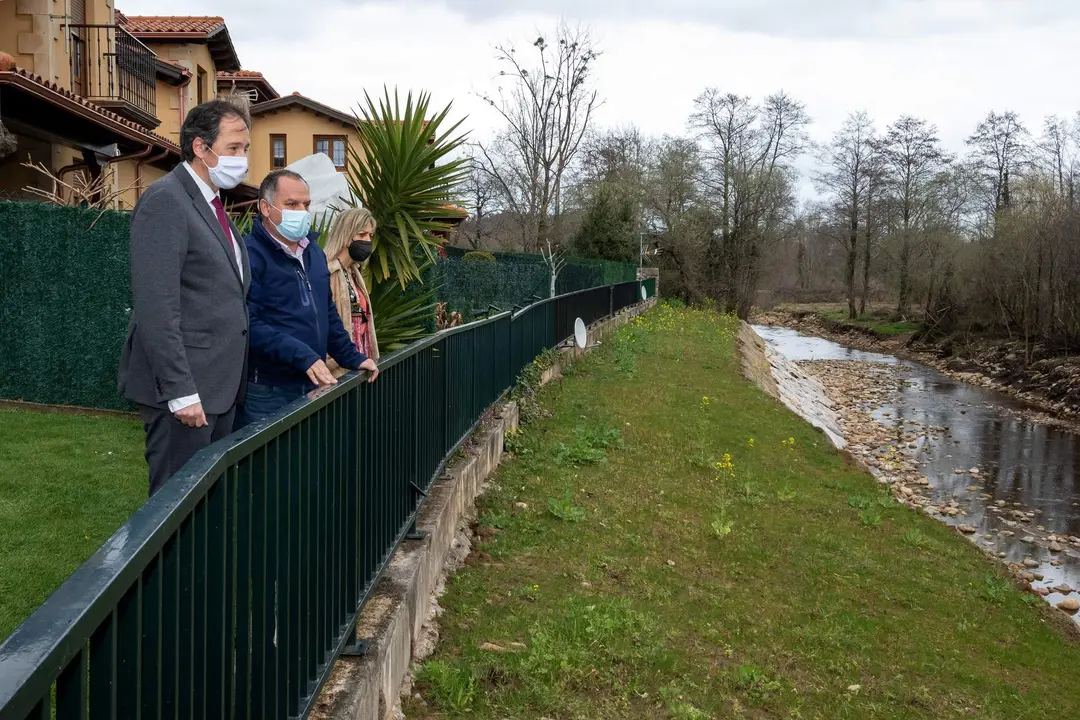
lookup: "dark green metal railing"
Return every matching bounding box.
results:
[0,282,650,720]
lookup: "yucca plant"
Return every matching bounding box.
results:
[347,87,469,287]
[231,206,255,235]
[368,261,440,354]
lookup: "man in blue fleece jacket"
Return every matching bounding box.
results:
[239,169,379,426]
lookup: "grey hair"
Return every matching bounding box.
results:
[258,169,307,209]
[179,99,249,163]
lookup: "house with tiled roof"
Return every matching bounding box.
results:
[116,12,244,157]
[244,91,363,185]
[0,1,464,227]
[0,1,255,208]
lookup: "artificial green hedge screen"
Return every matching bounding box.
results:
[434,246,636,317]
[0,202,134,410]
[0,202,637,410]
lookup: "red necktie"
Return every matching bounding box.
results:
[210,196,235,250]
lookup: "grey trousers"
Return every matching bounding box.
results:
[139,404,237,496]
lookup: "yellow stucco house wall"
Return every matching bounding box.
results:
[246,93,361,189]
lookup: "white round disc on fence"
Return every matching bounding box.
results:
[641,286,648,300]
[574,317,587,349]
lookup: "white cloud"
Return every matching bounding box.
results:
[121,0,1080,160]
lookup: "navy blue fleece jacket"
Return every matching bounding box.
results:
[244,217,366,388]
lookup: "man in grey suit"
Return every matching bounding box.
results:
[119,99,253,496]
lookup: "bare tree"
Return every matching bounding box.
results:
[540,239,566,297]
[476,24,602,252]
[879,116,949,317]
[815,111,876,319]
[1038,116,1078,204]
[576,125,647,197]
[645,136,701,235]
[459,145,500,249]
[860,143,886,314]
[20,157,134,210]
[966,110,1029,221]
[688,90,755,290]
[690,89,810,317]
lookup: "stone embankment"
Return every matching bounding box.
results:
[736,322,845,449]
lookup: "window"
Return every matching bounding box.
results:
[72,37,83,80]
[314,135,347,170]
[197,67,206,104]
[271,135,287,169]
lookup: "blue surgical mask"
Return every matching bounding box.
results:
[273,207,312,242]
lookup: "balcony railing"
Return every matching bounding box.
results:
[67,24,158,128]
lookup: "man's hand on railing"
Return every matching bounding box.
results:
[306,359,338,387]
[360,358,380,383]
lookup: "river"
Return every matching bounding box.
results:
[754,324,1080,613]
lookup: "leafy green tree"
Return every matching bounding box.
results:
[571,182,637,262]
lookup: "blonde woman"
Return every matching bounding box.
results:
[325,207,380,377]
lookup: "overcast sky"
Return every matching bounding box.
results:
[120,0,1078,159]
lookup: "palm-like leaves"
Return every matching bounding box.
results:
[367,262,439,354]
[348,88,469,287]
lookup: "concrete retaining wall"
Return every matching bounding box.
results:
[737,322,845,449]
[312,298,657,720]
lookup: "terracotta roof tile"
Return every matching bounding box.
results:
[116,10,241,71]
[217,70,266,79]
[217,70,279,100]
[0,65,180,154]
[120,15,225,35]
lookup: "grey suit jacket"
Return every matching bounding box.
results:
[118,164,251,415]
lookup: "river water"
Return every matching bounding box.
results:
[754,325,1080,610]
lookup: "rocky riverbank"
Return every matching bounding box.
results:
[799,356,1080,615]
[756,308,1080,431]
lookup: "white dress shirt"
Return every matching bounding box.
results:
[169,163,245,414]
[274,235,309,269]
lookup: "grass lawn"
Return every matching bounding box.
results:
[407,304,1080,719]
[815,307,920,337]
[0,409,145,641]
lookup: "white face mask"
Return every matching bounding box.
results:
[204,148,248,190]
